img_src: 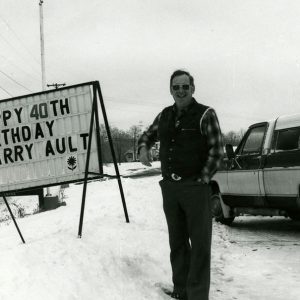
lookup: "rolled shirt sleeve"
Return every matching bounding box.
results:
[137,113,161,153]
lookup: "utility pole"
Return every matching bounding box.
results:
[39,0,48,198]
[39,0,46,90]
[39,0,51,198]
[47,83,66,89]
[38,1,63,207]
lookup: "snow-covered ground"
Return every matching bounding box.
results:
[0,162,299,300]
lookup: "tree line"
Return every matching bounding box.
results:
[98,124,245,163]
[222,129,245,147]
[99,124,142,163]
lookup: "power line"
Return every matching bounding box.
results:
[0,84,13,97]
[0,33,42,77]
[0,69,33,93]
[0,30,41,77]
[105,96,164,107]
[0,54,41,83]
[104,105,155,114]
[0,14,42,67]
[0,10,57,81]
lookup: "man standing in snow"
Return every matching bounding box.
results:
[138,69,223,300]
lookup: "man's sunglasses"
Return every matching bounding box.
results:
[172,84,190,91]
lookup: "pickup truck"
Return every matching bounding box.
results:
[211,113,300,225]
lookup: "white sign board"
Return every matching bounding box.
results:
[0,83,100,193]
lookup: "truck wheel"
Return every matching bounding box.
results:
[211,193,235,225]
[288,211,300,221]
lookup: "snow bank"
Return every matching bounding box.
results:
[0,162,299,299]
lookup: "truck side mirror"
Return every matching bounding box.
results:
[225,144,235,159]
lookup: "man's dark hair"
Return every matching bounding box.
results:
[170,69,194,88]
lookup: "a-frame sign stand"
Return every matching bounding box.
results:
[77,81,130,238]
[1,81,129,243]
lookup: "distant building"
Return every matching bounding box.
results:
[124,142,160,163]
[150,142,160,161]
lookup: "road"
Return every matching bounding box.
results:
[213,216,300,299]
[227,215,300,246]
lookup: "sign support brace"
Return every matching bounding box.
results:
[77,82,130,238]
[2,195,26,244]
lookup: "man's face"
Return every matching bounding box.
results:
[170,74,195,110]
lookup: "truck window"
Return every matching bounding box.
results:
[241,126,266,154]
[272,127,300,152]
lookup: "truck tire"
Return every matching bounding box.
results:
[287,211,300,221]
[211,193,235,225]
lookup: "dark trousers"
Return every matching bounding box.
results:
[159,179,212,300]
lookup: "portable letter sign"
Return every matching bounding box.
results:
[0,81,129,243]
[0,83,100,192]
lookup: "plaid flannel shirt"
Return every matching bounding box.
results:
[138,104,224,182]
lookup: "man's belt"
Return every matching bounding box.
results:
[168,173,206,183]
[171,173,182,181]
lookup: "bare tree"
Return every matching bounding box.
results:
[99,125,132,163]
[129,124,143,161]
[223,130,245,146]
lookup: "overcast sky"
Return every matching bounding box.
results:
[1,0,300,133]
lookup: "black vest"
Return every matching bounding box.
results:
[158,101,209,178]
